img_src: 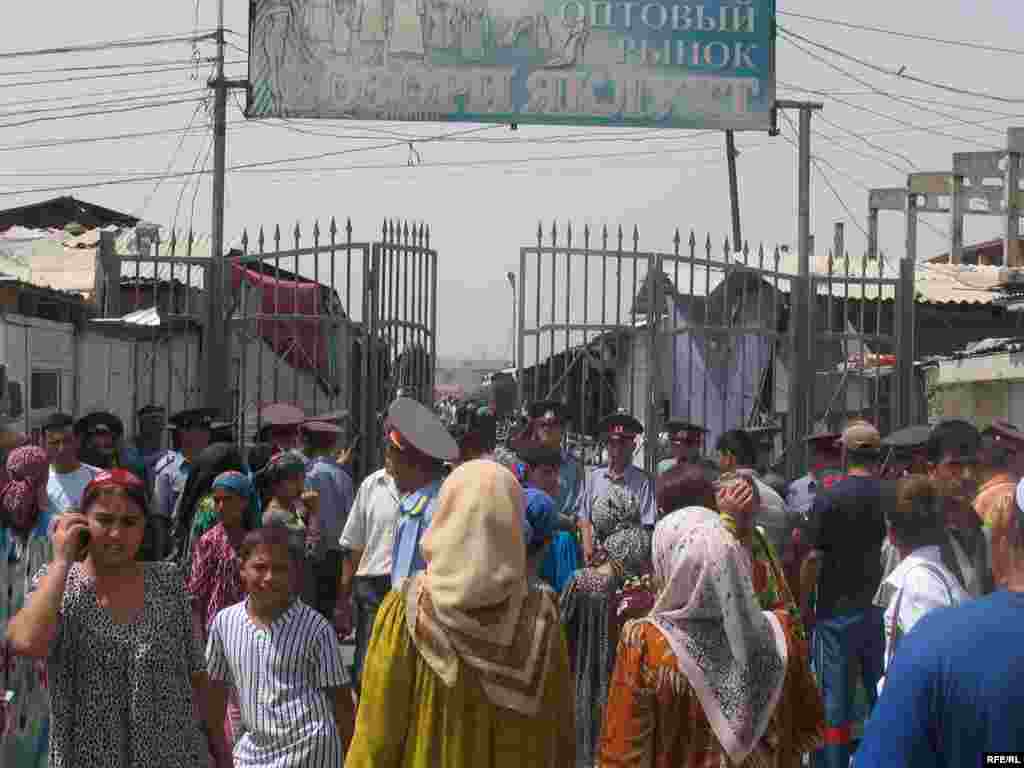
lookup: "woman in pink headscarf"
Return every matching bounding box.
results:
[600,508,824,767]
[0,446,52,768]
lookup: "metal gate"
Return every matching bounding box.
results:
[115,218,437,477]
[516,224,913,476]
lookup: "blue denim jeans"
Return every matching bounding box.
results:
[811,607,885,768]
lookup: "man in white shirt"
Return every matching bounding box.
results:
[337,462,400,693]
[42,413,98,518]
[879,474,969,692]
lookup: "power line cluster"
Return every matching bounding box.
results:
[0,12,1018,258]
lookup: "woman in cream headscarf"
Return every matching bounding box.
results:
[346,459,574,768]
[600,508,824,767]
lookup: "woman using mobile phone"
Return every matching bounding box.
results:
[4,469,230,768]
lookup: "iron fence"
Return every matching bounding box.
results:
[517,223,914,477]
[114,218,437,478]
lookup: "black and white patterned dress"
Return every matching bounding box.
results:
[29,561,208,768]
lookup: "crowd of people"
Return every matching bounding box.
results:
[0,392,1022,767]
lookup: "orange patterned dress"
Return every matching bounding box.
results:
[599,611,824,768]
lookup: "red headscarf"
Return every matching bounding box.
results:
[1,446,49,535]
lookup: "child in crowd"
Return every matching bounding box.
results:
[205,524,354,768]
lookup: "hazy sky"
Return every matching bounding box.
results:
[1,0,1021,359]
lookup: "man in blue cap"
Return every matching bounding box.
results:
[385,396,459,587]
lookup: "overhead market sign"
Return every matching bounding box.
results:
[248,0,775,130]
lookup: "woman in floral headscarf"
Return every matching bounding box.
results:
[0,446,54,768]
[600,508,823,767]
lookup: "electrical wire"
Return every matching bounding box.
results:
[0,56,206,78]
[0,87,206,119]
[172,133,213,235]
[779,26,1024,105]
[137,99,209,218]
[779,80,1024,119]
[0,81,209,109]
[0,134,741,196]
[0,32,218,60]
[780,31,1009,143]
[778,10,1024,56]
[0,96,206,130]
[0,60,244,90]
[0,122,220,153]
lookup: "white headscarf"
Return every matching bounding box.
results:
[643,508,788,765]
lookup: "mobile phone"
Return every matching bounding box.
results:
[76,528,91,560]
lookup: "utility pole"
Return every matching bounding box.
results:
[775,100,822,476]
[725,130,742,252]
[206,0,248,417]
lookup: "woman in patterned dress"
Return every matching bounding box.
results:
[717,473,806,642]
[5,469,229,768]
[600,508,824,767]
[560,411,657,768]
[0,447,52,768]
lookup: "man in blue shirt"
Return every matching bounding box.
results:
[153,407,216,559]
[302,420,355,620]
[855,479,1024,766]
[386,396,459,588]
[528,400,585,524]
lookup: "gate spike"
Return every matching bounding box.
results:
[329,217,338,239]
[566,221,573,246]
[313,220,321,242]
[632,224,639,250]
[169,228,178,256]
[241,228,249,254]
[187,228,195,258]
[583,222,590,248]
[382,219,388,240]
[844,249,850,276]
[723,236,730,257]
[742,240,750,262]
[828,249,834,275]
[601,223,608,249]
[403,221,410,244]
[424,224,430,249]
[273,224,282,250]
[758,243,765,267]
[704,233,712,254]
[536,221,543,244]
[673,228,681,250]
[294,221,301,244]
[257,226,265,253]
[616,224,624,251]
[773,245,781,265]
[550,221,557,245]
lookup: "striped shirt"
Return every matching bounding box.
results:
[206,598,349,768]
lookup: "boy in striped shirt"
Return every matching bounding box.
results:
[205,525,355,768]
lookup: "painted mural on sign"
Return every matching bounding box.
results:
[248,0,776,129]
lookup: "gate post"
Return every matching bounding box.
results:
[895,256,917,429]
[645,254,663,474]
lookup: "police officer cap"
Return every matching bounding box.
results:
[306,409,349,426]
[386,397,459,463]
[42,412,76,433]
[598,410,644,438]
[167,407,218,431]
[75,411,124,437]
[881,424,932,449]
[137,404,166,418]
[516,441,562,468]
[665,419,707,436]
[302,420,344,435]
[984,419,1024,447]
[260,402,305,428]
[528,400,568,423]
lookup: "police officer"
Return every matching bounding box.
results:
[258,402,306,454]
[786,431,845,520]
[75,411,126,471]
[385,396,459,587]
[526,400,585,528]
[121,405,168,490]
[152,407,217,559]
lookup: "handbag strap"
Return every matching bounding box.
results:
[887,560,955,669]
